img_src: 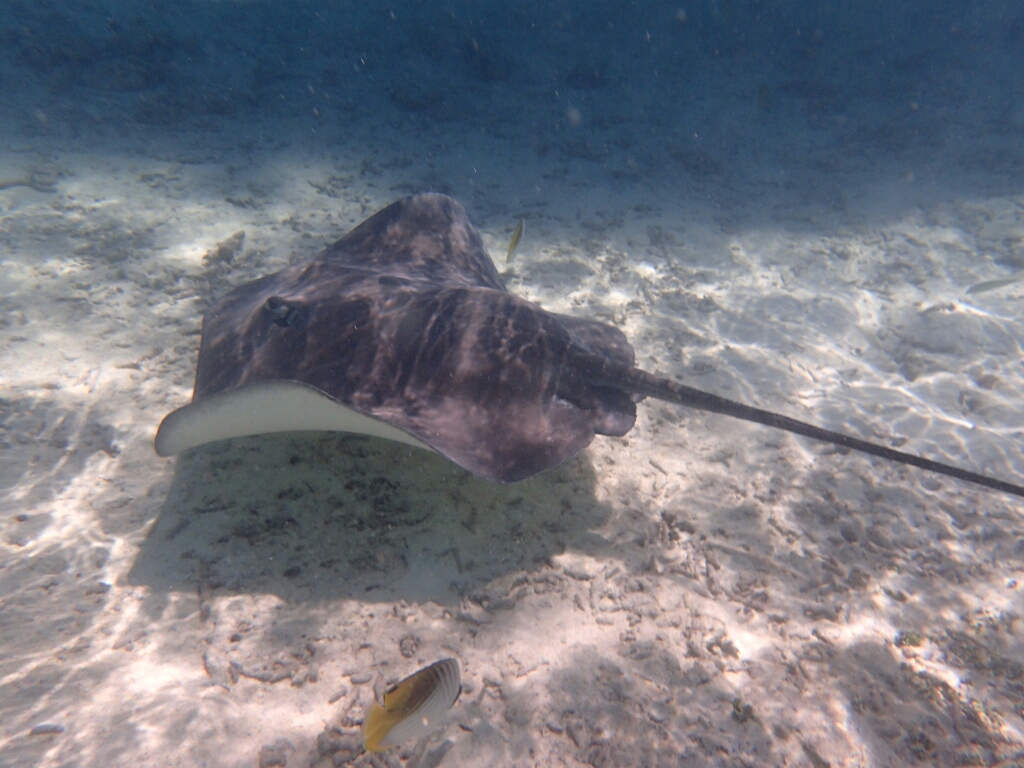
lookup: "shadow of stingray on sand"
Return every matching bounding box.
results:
[128,432,612,607]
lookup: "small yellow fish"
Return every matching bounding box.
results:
[362,658,461,752]
[506,217,525,263]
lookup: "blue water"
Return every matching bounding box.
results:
[3,1,1021,206]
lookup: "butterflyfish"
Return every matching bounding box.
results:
[361,658,462,752]
[506,217,525,263]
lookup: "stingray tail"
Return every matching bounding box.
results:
[572,348,1024,499]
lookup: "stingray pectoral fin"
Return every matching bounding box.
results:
[154,380,432,457]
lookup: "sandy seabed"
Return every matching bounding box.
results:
[2,54,1024,768]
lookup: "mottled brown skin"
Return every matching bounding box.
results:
[190,193,1024,497]
[194,193,637,482]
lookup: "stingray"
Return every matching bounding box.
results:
[155,193,1024,499]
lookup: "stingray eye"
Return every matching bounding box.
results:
[265,296,299,327]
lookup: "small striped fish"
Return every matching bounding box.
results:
[506,217,525,263]
[362,658,462,752]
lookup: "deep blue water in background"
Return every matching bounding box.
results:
[2,1,1022,207]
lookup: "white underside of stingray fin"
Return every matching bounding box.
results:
[154,380,431,457]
